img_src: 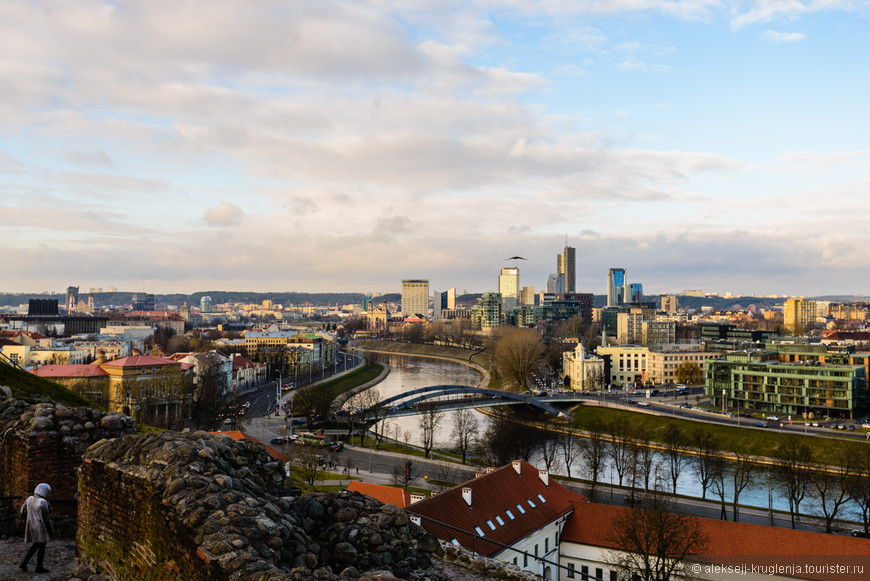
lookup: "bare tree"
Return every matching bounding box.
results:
[293,441,330,486]
[709,453,728,520]
[344,389,381,446]
[662,424,689,495]
[606,493,709,581]
[809,449,855,534]
[731,451,755,523]
[634,428,657,492]
[450,407,479,464]
[608,417,634,487]
[494,328,546,391]
[772,435,813,529]
[692,430,720,501]
[537,433,560,473]
[419,402,443,459]
[582,419,608,502]
[559,432,583,479]
[850,445,870,535]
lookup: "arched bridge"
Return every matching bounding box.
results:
[372,385,579,421]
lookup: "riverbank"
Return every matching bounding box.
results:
[356,340,491,389]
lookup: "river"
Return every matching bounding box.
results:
[365,352,859,522]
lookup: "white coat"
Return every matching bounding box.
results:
[21,483,52,544]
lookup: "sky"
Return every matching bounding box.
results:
[2,0,869,298]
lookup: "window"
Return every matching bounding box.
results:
[545,538,549,552]
[567,563,575,578]
[534,544,538,557]
[596,568,603,581]
[516,503,526,514]
[610,571,617,581]
[474,526,485,537]
[487,520,496,531]
[506,510,515,520]
[528,499,537,508]
[524,553,528,567]
[581,565,589,581]
[496,515,505,526]
[538,493,547,503]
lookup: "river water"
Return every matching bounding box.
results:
[366,352,858,520]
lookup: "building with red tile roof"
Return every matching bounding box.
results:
[31,355,192,425]
[408,460,584,578]
[346,481,426,508]
[560,500,870,581]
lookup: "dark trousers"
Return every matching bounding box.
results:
[21,541,46,569]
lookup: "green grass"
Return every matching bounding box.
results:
[292,362,385,411]
[568,404,866,461]
[0,362,103,409]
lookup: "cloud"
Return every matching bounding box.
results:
[203,203,244,228]
[761,29,806,43]
[730,0,856,30]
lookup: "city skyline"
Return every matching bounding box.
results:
[2,2,869,296]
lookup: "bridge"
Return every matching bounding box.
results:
[371,385,581,421]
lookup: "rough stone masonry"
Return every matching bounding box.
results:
[76,430,540,581]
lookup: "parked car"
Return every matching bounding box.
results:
[331,441,344,452]
[754,422,767,428]
[851,530,870,538]
[848,425,857,431]
[810,421,820,427]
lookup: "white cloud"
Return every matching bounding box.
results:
[761,29,806,42]
[203,203,244,228]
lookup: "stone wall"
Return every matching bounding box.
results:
[0,397,136,536]
[77,430,452,581]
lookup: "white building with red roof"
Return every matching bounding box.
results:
[408,459,584,579]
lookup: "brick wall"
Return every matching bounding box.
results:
[76,457,207,581]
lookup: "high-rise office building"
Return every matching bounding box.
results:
[200,295,212,313]
[132,293,156,311]
[445,288,456,310]
[433,288,458,319]
[557,243,576,293]
[607,268,628,307]
[520,286,537,306]
[401,279,429,317]
[499,267,520,311]
[784,298,817,334]
[661,295,678,314]
[629,283,643,303]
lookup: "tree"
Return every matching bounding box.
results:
[772,435,813,529]
[809,449,855,534]
[476,415,541,466]
[692,430,720,501]
[293,441,331,486]
[850,446,870,535]
[730,451,755,523]
[674,361,703,386]
[494,328,546,391]
[537,433,560,473]
[662,424,688,495]
[559,432,583,479]
[418,402,443,459]
[634,428,658,492]
[582,419,608,502]
[709,453,729,520]
[606,494,709,581]
[608,417,634,487]
[450,407,479,464]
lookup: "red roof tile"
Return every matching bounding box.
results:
[347,481,412,508]
[31,364,108,378]
[100,355,179,368]
[561,501,870,581]
[408,460,584,557]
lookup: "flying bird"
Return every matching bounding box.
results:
[505,256,527,260]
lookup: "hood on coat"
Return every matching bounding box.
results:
[34,483,51,498]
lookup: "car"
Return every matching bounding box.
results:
[650,389,660,396]
[811,421,820,427]
[331,442,344,452]
[291,418,305,425]
[270,436,291,445]
[637,401,650,407]
[766,416,779,422]
[848,425,857,431]
[852,530,870,538]
[754,422,767,428]
[739,412,753,418]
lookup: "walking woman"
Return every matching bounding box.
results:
[20,483,53,573]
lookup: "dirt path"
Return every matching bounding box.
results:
[0,538,79,580]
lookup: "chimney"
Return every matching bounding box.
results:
[410,515,421,526]
[512,460,522,475]
[538,469,549,487]
[485,467,495,474]
[462,487,472,507]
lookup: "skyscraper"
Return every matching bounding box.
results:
[629,283,643,303]
[607,268,628,307]
[499,267,520,311]
[557,243,576,293]
[401,279,429,317]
